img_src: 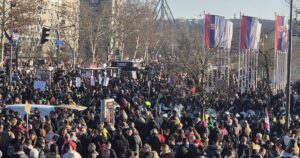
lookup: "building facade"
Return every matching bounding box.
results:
[17,0,123,64]
[19,0,80,64]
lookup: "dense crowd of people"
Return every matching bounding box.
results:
[0,61,299,158]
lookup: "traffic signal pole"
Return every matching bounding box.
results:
[41,26,60,66]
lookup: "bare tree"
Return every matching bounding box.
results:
[79,1,110,63]
[55,1,80,66]
[166,24,221,117]
[0,0,43,62]
[111,0,160,60]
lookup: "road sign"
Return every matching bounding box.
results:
[55,40,65,46]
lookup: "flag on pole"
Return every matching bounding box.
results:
[275,16,289,53]
[240,16,262,51]
[205,15,233,49]
[265,107,270,132]
[219,21,233,50]
[254,22,262,50]
[205,15,225,48]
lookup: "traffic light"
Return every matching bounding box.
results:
[40,27,50,44]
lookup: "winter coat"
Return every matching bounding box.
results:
[45,152,61,158]
[160,152,174,158]
[126,135,138,152]
[141,151,159,158]
[12,151,29,158]
[87,151,98,158]
[174,144,190,158]
[147,134,162,153]
[111,135,129,158]
[205,144,219,158]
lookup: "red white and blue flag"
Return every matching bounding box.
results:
[265,107,270,132]
[205,15,233,49]
[275,16,289,53]
[240,16,262,51]
[205,15,224,48]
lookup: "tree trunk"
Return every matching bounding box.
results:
[1,0,6,63]
[264,54,273,97]
[133,34,140,59]
[91,44,96,63]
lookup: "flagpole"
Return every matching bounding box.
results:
[242,51,245,92]
[251,53,253,89]
[202,10,206,121]
[285,52,288,92]
[203,11,206,50]
[227,49,230,87]
[238,12,242,91]
[255,52,258,88]
[276,51,279,91]
[274,13,277,93]
[280,54,283,90]
[286,0,293,130]
[279,54,281,90]
[246,50,249,92]
[27,112,29,137]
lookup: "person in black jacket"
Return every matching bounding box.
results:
[111,132,129,158]
[97,142,117,158]
[147,128,162,153]
[125,128,139,156]
[12,144,28,158]
[174,138,190,158]
[237,136,251,158]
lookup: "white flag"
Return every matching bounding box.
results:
[99,75,103,84]
[103,77,109,87]
[253,22,262,51]
[75,77,81,87]
[91,76,95,86]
